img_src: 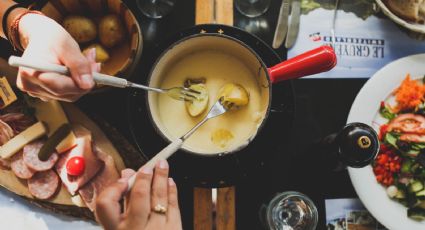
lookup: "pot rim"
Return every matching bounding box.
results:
[145,29,275,157]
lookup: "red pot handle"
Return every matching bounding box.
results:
[268,45,337,83]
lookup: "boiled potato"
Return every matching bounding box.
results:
[98,14,125,48]
[185,84,209,117]
[62,16,97,43]
[211,129,234,148]
[218,83,249,110]
[83,44,110,63]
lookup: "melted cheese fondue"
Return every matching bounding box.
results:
[156,50,266,154]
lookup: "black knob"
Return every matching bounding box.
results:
[336,122,379,168]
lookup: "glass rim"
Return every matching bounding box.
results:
[136,0,175,19]
[234,0,271,18]
[266,191,318,230]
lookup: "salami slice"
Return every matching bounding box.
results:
[10,151,35,179]
[28,169,59,200]
[23,141,58,171]
[0,119,14,145]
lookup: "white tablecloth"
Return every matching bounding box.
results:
[0,188,100,230]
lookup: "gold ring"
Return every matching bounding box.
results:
[152,204,167,214]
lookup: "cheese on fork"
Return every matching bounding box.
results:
[0,122,47,159]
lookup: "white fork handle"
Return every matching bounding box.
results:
[8,56,129,88]
[126,138,184,192]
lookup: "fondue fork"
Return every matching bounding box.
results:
[126,98,229,192]
[8,56,200,102]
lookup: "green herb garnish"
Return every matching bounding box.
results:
[380,102,396,120]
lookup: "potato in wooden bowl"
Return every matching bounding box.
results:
[37,0,143,86]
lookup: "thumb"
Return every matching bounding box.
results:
[60,47,95,90]
[95,179,128,230]
[84,48,101,73]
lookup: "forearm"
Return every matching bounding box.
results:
[0,0,26,39]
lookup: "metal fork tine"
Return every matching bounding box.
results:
[180,91,197,99]
[183,87,201,94]
[180,96,194,102]
[174,94,196,102]
[166,87,200,102]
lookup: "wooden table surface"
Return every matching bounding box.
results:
[194,1,235,229]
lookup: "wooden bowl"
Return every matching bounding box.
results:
[38,0,143,79]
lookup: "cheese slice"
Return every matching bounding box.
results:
[71,194,87,207]
[0,77,17,109]
[27,100,68,136]
[27,100,77,153]
[0,122,47,159]
[56,132,77,154]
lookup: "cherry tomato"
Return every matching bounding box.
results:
[379,124,389,140]
[66,156,85,176]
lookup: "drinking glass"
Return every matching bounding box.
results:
[137,0,176,19]
[235,0,271,18]
[266,191,318,230]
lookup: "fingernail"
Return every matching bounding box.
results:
[96,63,102,72]
[90,48,97,60]
[158,160,168,169]
[118,178,127,183]
[81,74,94,88]
[139,166,153,174]
[168,178,175,186]
[120,169,128,178]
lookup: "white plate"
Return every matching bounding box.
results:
[376,0,425,34]
[347,54,425,230]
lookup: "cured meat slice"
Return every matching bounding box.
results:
[28,169,59,200]
[400,134,425,143]
[387,114,425,134]
[0,113,24,123]
[0,113,35,134]
[79,146,119,211]
[10,151,35,179]
[55,133,103,195]
[0,158,10,170]
[0,119,14,145]
[23,140,58,171]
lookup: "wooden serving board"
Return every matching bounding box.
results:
[0,102,144,220]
